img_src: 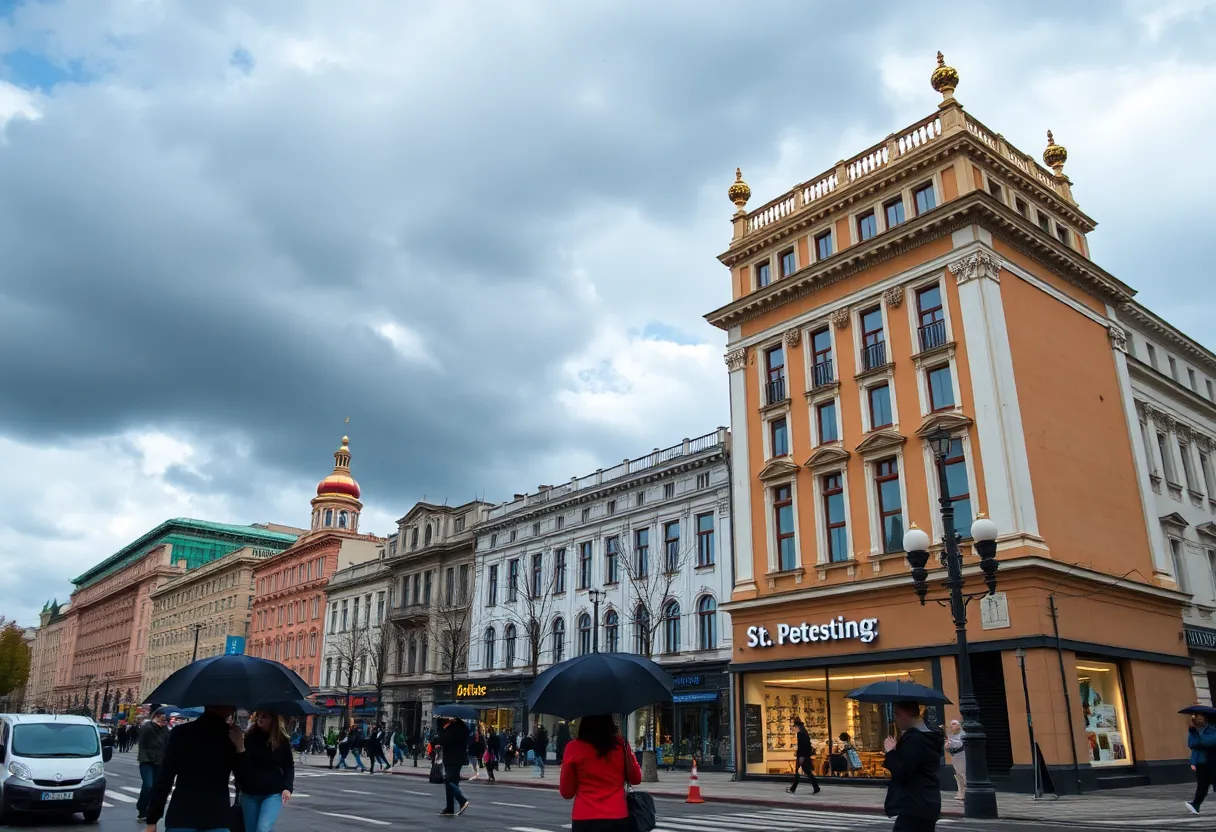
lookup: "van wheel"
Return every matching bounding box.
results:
[82,808,102,823]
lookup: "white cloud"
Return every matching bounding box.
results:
[0,81,40,135]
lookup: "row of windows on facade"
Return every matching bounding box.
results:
[147,618,234,650]
[771,438,972,569]
[1168,537,1216,598]
[253,631,320,662]
[327,591,389,633]
[1140,418,1216,503]
[312,507,358,531]
[256,557,328,597]
[751,176,1076,294]
[394,565,470,610]
[154,571,251,612]
[485,473,715,550]
[254,594,324,631]
[483,516,717,606]
[152,595,245,630]
[392,515,468,557]
[479,597,721,671]
[1132,339,1216,405]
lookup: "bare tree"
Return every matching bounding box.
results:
[427,598,472,694]
[494,550,561,681]
[368,619,402,727]
[328,626,371,726]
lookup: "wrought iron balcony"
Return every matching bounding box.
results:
[861,341,887,371]
[811,359,835,388]
[918,320,947,352]
[765,375,788,405]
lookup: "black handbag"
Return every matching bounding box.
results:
[429,749,446,784]
[623,744,656,832]
[229,786,245,832]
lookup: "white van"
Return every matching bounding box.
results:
[0,714,110,823]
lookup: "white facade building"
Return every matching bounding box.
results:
[1112,302,1216,703]
[468,428,735,770]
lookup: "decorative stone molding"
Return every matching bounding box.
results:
[1134,400,1149,422]
[1107,324,1128,353]
[1176,423,1193,443]
[805,445,850,471]
[882,285,905,308]
[757,458,799,483]
[1150,410,1176,432]
[784,328,802,348]
[831,308,851,329]
[948,250,1004,286]
[1197,435,1216,453]
[724,349,747,372]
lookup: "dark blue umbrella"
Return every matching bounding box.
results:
[525,653,673,720]
[142,655,312,708]
[846,680,951,705]
[433,703,479,720]
[1179,705,1216,717]
[253,698,324,717]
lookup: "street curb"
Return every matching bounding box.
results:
[383,765,966,817]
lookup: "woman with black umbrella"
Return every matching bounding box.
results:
[143,705,246,832]
[559,714,642,832]
[436,715,471,816]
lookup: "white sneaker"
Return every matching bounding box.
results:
[1185,801,1199,815]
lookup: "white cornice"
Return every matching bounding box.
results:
[1119,302,1216,376]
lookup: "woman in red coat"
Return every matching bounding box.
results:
[558,714,642,832]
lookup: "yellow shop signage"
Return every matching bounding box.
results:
[456,683,487,698]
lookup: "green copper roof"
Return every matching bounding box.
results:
[71,518,299,589]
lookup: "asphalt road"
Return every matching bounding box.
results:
[0,751,1200,831]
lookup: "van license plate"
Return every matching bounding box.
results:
[41,791,74,800]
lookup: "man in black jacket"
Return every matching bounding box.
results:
[135,713,168,823]
[144,706,245,832]
[786,716,821,795]
[437,717,470,816]
[883,702,945,832]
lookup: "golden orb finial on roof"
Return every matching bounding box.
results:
[728,167,751,215]
[341,435,350,447]
[930,51,959,100]
[1042,130,1068,175]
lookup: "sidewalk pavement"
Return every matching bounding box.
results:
[298,755,1202,823]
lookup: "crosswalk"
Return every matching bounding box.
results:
[505,807,952,832]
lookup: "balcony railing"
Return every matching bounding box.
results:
[918,320,947,352]
[811,359,835,389]
[861,342,887,371]
[387,602,430,622]
[765,376,787,406]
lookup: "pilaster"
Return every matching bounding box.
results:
[725,346,756,596]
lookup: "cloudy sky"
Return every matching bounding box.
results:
[2,0,1214,626]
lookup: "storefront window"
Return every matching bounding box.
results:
[1077,659,1132,767]
[741,663,932,777]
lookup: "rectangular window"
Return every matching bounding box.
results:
[581,506,591,522]
[556,515,565,530]
[1180,441,1198,491]
[507,559,519,602]
[444,568,454,606]
[1207,379,1214,400]
[815,230,833,260]
[606,536,620,583]
[634,528,650,577]
[554,548,567,594]
[664,520,681,572]
[1200,451,1215,497]
[770,416,790,457]
[340,600,348,631]
[635,491,646,506]
[1146,343,1158,369]
[755,260,771,289]
[916,284,946,351]
[774,484,796,571]
[1157,433,1177,482]
[487,565,498,606]
[664,482,675,499]
[817,400,839,444]
[1171,539,1189,594]
[607,499,616,515]
[987,179,1003,201]
[1014,197,1028,217]
[1169,356,1179,381]
[884,197,905,228]
[810,327,833,387]
[424,571,433,605]
[860,306,886,369]
[780,248,797,277]
[1055,223,1070,245]
[578,541,592,589]
[1188,368,1197,390]
[913,183,936,215]
[454,515,465,532]
[696,513,715,567]
[943,439,973,536]
[696,473,710,489]
[868,384,893,428]
[765,344,786,404]
[927,365,956,411]
[531,553,543,597]
[1037,211,1051,232]
[823,473,848,562]
[857,210,878,241]
[875,459,903,554]
[510,528,518,542]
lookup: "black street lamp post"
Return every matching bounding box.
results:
[191,623,204,662]
[903,427,1001,820]
[588,589,605,653]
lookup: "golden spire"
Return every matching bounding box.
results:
[1042,130,1068,176]
[728,167,751,216]
[930,51,959,101]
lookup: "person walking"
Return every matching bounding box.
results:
[486,727,501,783]
[348,723,367,772]
[375,723,393,771]
[555,721,571,765]
[785,716,821,795]
[135,712,169,823]
[337,728,352,770]
[437,716,471,817]
[503,732,515,772]
[945,720,966,802]
[558,714,642,832]
[882,702,944,832]
[534,723,550,779]
[143,705,246,832]
[1185,712,1216,814]
[366,725,382,774]
[238,711,295,832]
[393,725,407,766]
[468,728,484,780]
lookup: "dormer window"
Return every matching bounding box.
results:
[424,524,433,546]
[411,528,419,548]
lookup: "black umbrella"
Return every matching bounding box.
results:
[1179,705,1216,717]
[252,698,325,717]
[433,703,479,720]
[142,654,312,708]
[846,680,952,705]
[525,653,673,720]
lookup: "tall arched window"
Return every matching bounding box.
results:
[424,524,433,546]
[552,617,566,663]
[411,527,419,548]
[323,508,333,527]
[663,600,681,654]
[697,595,717,650]
[483,627,496,668]
[634,605,650,656]
[604,609,619,653]
[407,637,418,674]
[338,511,349,529]
[577,613,592,655]
[504,624,517,669]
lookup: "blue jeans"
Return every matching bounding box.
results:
[351,748,366,771]
[443,763,467,813]
[241,792,283,832]
[136,762,157,816]
[393,743,406,764]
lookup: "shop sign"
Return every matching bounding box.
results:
[452,681,521,699]
[671,675,702,687]
[672,692,719,704]
[456,683,488,697]
[980,592,1010,631]
[1185,625,1216,653]
[746,616,879,647]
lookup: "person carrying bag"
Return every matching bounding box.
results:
[557,714,651,832]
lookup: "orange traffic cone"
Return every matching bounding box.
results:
[685,760,705,804]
